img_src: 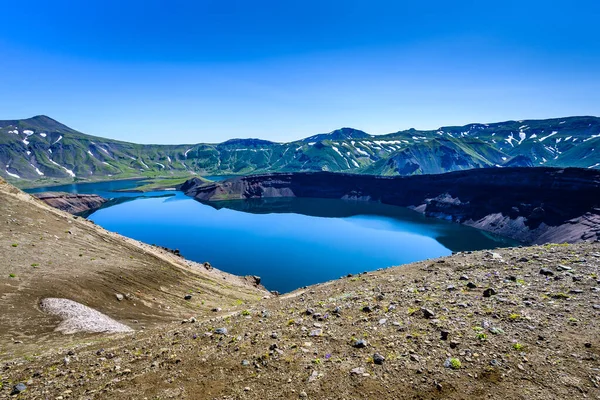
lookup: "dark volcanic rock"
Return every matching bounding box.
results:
[179,168,600,245]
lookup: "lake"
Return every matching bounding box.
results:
[26,178,517,293]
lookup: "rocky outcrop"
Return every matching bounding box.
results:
[179,167,600,244]
[33,192,107,215]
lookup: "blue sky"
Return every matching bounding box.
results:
[1,0,599,143]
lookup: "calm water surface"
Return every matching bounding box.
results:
[26,179,517,292]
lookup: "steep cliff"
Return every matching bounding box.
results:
[179,167,600,244]
[33,192,107,215]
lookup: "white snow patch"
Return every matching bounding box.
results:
[559,121,566,124]
[155,162,165,169]
[584,133,600,142]
[48,149,52,154]
[588,163,600,169]
[40,298,132,334]
[518,131,526,144]
[8,130,18,135]
[87,150,94,157]
[167,156,172,163]
[355,147,369,156]
[502,157,507,161]
[22,139,29,145]
[351,159,359,168]
[556,138,562,143]
[52,135,63,145]
[39,132,47,138]
[30,164,44,176]
[530,133,537,139]
[539,132,557,142]
[48,159,76,177]
[26,151,31,156]
[331,146,344,158]
[5,170,20,179]
[564,136,572,141]
[23,130,34,136]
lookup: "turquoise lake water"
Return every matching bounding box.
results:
[26,179,517,292]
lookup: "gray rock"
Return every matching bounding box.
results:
[466,282,477,289]
[241,359,250,366]
[483,288,497,297]
[362,305,373,313]
[557,265,572,271]
[373,353,385,365]
[354,339,368,348]
[421,308,435,319]
[214,327,228,335]
[350,367,366,375]
[309,329,323,337]
[115,293,124,301]
[447,285,456,291]
[459,275,469,281]
[11,383,26,395]
[440,330,449,340]
[539,268,554,276]
[184,294,192,300]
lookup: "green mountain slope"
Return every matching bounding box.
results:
[1,115,599,185]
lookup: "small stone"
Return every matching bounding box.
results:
[271,332,278,339]
[373,353,385,365]
[354,339,368,348]
[362,305,373,313]
[378,318,387,325]
[244,387,251,392]
[585,343,592,348]
[483,288,497,297]
[466,282,477,289]
[300,391,308,397]
[350,367,366,375]
[305,308,315,315]
[11,383,26,395]
[459,275,469,281]
[115,293,124,301]
[211,307,222,312]
[440,330,449,341]
[241,359,250,366]
[447,285,456,291]
[184,294,192,300]
[421,308,435,319]
[410,354,420,362]
[309,329,322,337]
[557,265,572,271]
[214,327,228,335]
[539,268,554,276]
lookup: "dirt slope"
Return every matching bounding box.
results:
[1,240,599,399]
[0,177,267,360]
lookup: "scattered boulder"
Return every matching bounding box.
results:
[11,383,26,395]
[483,288,497,297]
[353,339,368,348]
[421,308,435,319]
[115,293,124,301]
[373,353,385,365]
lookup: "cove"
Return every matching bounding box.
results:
[26,179,517,293]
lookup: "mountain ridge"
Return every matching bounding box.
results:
[1,115,599,184]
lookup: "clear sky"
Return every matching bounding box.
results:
[1,0,599,144]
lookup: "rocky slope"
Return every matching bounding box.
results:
[32,192,107,215]
[179,168,600,245]
[0,177,267,362]
[1,115,599,185]
[1,242,599,399]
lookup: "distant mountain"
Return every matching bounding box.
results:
[0,115,599,184]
